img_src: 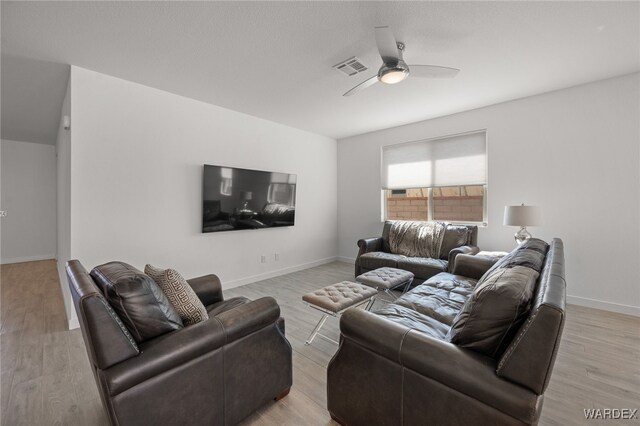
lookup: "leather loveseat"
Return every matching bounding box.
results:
[328,238,566,426]
[355,221,479,284]
[66,260,292,426]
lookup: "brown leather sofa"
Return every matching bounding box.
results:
[328,238,566,426]
[355,221,479,285]
[66,260,292,426]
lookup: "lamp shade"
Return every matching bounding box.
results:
[503,205,542,227]
[240,191,253,201]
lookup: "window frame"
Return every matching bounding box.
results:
[380,130,488,226]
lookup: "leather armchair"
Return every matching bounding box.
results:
[66,260,292,426]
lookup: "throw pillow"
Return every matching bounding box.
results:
[447,265,539,358]
[476,238,549,283]
[517,238,549,254]
[145,265,209,326]
[90,262,183,343]
[439,224,470,260]
[494,249,545,273]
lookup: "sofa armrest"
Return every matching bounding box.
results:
[187,274,224,306]
[355,238,385,277]
[401,330,539,423]
[447,245,480,272]
[103,316,227,396]
[357,237,383,256]
[339,308,411,363]
[451,253,497,280]
[103,297,281,396]
[215,297,281,342]
[339,309,538,423]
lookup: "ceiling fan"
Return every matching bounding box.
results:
[343,26,460,97]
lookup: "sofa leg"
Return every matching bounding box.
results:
[274,387,291,401]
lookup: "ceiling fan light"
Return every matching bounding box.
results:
[380,69,408,84]
[378,61,410,85]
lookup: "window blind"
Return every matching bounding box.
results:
[381,131,487,190]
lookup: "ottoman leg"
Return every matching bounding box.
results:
[384,288,400,300]
[402,278,414,294]
[305,314,329,345]
[364,296,376,311]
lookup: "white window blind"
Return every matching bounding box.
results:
[381,131,487,190]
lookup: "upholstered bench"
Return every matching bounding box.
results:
[356,267,415,300]
[302,281,378,345]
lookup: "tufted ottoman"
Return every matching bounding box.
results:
[302,281,378,345]
[356,267,415,300]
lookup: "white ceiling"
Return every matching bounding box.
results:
[1,55,69,144]
[2,1,639,144]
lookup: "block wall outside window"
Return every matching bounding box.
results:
[385,185,485,223]
[387,197,429,220]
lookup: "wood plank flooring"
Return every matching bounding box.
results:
[1,259,639,425]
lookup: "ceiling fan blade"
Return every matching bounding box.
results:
[375,26,399,64]
[343,75,379,97]
[409,65,460,78]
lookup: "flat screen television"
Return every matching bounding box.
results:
[202,164,297,233]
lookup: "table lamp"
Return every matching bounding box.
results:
[503,203,542,245]
[240,191,252,211]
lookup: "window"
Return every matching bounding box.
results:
[219,167,233,196]
[381,131,487,224]
[268,172,296,206]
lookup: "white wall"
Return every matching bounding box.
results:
[0,139,57,264]
[56,80,74,327]
[63,67,337,314]
[338,73,640,316]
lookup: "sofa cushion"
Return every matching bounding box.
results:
[145,265,209,326]
[439,224,471,260]
[394,273,477,325]
[447,265,539,358]
[358,252,407,270]
[374,304,449,340]
[396,257,447,280]
[90,262,183,343]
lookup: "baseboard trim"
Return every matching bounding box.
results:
[1,254,56,265]
[336,256,356,264]
[68,317,80,330]
[567,295,640,317]
[223,256,338,290]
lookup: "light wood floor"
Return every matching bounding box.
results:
[1,260,639,425]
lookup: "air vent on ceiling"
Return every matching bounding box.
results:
[333,57,368,76]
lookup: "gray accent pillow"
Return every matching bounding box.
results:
[90,262,183,343]
[145,265,209,326]
[517,238,549,254]
[495,249,545,272]
[439,224,470,259]
[447,265,539,358]
[477,238,549,283]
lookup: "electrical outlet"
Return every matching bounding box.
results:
[0,211,6,217]
[261,255,267,264]
[274,253,280,261]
